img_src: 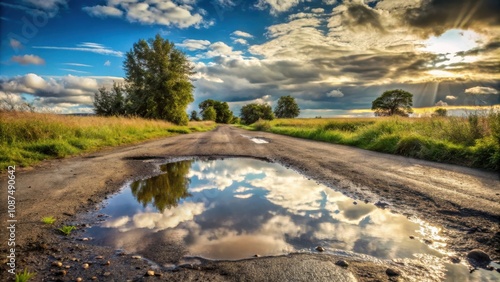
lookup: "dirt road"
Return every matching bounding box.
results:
[1,125,499,281]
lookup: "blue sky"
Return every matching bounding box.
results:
[1,0,499,116]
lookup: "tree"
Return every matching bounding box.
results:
[190,110,200,121]
[432,108,447,117]
[93,83,127,116]
[274,95,300,118]
[199,99,233,123]
[202,106,217,121]
[240,103,275,125]
[124,34,194,125]
[371,89,413,117]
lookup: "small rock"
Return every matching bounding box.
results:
[450,256,461,264]
[253,254,260,257]
[64,265,71,269]
[91,276,97,280]
[71,258,78,261]
[409,236,415,240]
[95,255,104,259]
[81,238,89,241]
[353,201,357,205]
[467,249,491,264]
[335,260,349,267]
[132,255,142,259]
[56,270,67,276]
[423,239,433,244]
[375,201,389,208]
[82,263,89,269]
[104,260,111,266]
[103,272,111,276]
[76,278,83,282]
[146,270,155,276]
[315,246,325,252]
[51,261,63,267]
[386,268,401,276]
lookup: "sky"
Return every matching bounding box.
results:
[1,0,499,117]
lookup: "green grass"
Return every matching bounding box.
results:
[41,216,56,225]
[249,109,500,171]
[16,268,35,282]
[0,111,216,170]
[58,225,76,236]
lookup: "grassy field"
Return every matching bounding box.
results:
[0,111,216,170]
[250,111,500,171]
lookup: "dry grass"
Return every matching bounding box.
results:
[0,111,216,170]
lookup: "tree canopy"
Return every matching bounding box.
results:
[432,108,447,117]
[199,99,233,123]
[202,106,216,121]
[123,34,194,125]
[93,83,127,116]
[274,95,300,118]
[371,89,413,117]
[240,103,274,125]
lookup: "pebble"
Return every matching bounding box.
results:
[353,201,357,205]
[467,250,491,264]
[104,260,111,266]
[146,270,155,276]
[81,238,89,241]
[56,270,67,276]
[95,255,104,259]
[91,276,97,280]
[423,239,433,244]
[76,278,82,282]
[64,265,71,269]
[409,236,415,239]
[386,268,401,276]
[375,201,389,208]
[132,255,142,259]
[315,246,325,252]
[335,260,349,267]
[103,272,111,276]
[51,261,63,267]
[450,256,461,264]
[82,263,89,269]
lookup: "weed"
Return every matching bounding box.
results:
[41,216,56,225]
[58,225,76,236]
[16,268,35,282]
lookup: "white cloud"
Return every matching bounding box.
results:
[82,5,123,17]
[323,0,337,5]
[104,60,111,66]
[33,42,123,57]
[434,100,448,107]
[465,86,498,95]
[0,73,124,112]
[63,63,92,67]
[60,68,90,74]
[233,38,248,45]
[178,39,211,51]
[256,0,302,15]
[327,89,344,97]
[82,0,208,29]
[9,39,22,50]
[232,30,253,38]
[445,95,457,100]
[311,8,324,13]
[11,54,45,65]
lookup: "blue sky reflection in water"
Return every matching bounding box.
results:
[85,158,497,281]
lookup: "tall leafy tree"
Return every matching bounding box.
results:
[371,89,413,117]
[202,106,217,121]
[199,99,233,123]
[240,103,275,125]
[93,83,127,116]
[124,34,194,125]
[190,110,200,121]
[274,95,300,118]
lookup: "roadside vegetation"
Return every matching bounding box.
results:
[249,110,500,171]
[0,111,215,170]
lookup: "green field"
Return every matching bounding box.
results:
[0,111,216,170]
[250,111,500,171]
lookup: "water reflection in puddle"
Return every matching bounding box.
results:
[85,158,498,281]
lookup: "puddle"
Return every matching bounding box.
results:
[85,158,499,281]
[240,134,269,144]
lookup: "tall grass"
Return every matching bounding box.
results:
[250,110,500,171]
[0,111,216,170]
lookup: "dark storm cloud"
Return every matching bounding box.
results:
[404,0,500,36]
[346,4,385,31]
